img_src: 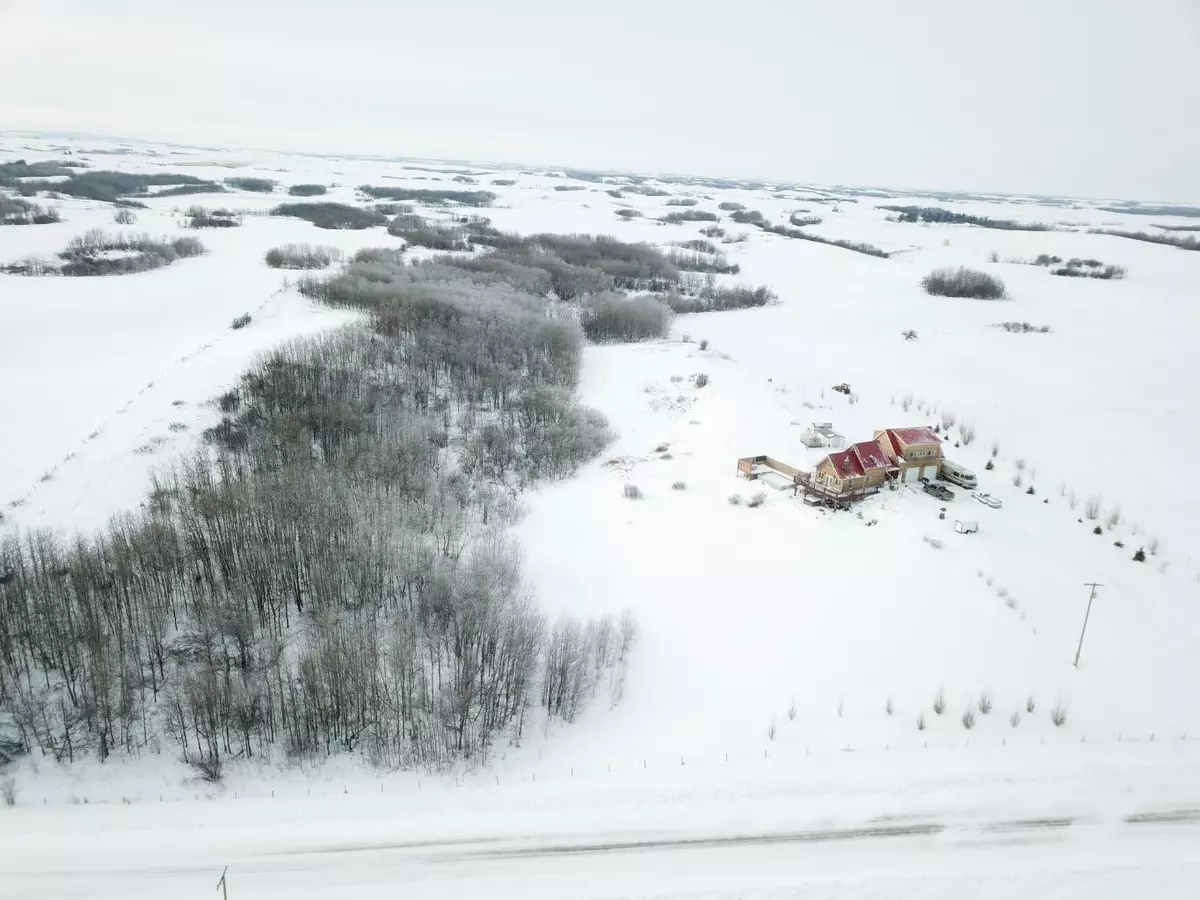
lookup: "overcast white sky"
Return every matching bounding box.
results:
[2,0,1199,199]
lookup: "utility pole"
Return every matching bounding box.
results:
[1073,583,1103,667]
[216,866,228,900]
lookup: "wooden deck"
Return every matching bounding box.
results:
[737,455,882,508]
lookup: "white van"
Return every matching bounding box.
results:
[940,459,977,489]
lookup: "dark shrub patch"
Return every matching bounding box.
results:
[265,243,341,269]
[358,186,496,206]
[272,202,386,230]
[288,183,328,197]
[922,267,1006,299]
[225,177,276,193]
[661,209,719,224]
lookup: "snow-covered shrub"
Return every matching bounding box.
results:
[661,209,719,224]
[664,282,775,314]
[580,294,672,343]
[192,755,223,783]
[671,480,687,490]
[1106,507,1122,529]
[694,373,710,388]
[1009,711,1021,728]
[1085,495,1102,520]
[0,194,61,225]
[230,313,252,330]
[185,206,241,228]
[272,201,386,230]
[728,494,742,506]
[664,248,740,274]
[288,183,327,197]
[962,708,976,729]
[933,688,946,715]
[746,491,766,508]
[730,209,767,225]
[113,208,137,225]
[28,230,208,276]
[1133,547,1146,562]
[1050,703,1067,727]
[922,267,1007,299]
[623,484,643,500]
[359,185,496,206]
[225,176,276,193]
[1,776,15,807]
[1026,695,1036,713]
[718,201,744,211]
[264,243,341,269]
[978,692,993,715]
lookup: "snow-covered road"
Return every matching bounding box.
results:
[6,743,1200,898]
[9,809,1199,899]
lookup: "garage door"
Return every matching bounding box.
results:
[903,466,919,483]
[921,465,936,481]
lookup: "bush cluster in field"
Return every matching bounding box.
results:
[184,205,241,228]
[288,183,328,197]
[225,176,276,193]
[663,279,776,313]
[264,243,342,269]
[661,209,719,224]
[0,251,643,774]
[387,213,468,250]
[0,163,222,203]
[272,202,387,230]
[882,205,1052,231]
[0,194,61,225]
[1089,229,1200,251]
[359,185,496,206]
[995,321,1051,333]
[923,267,1007,299]
[664,247,740,274]
[3,228,204,276]
[760,221,889,257]
[1015,254,1125,279]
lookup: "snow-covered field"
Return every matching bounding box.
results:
[3,133,1200,897]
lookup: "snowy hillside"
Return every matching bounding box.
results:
[3,133,1200,898]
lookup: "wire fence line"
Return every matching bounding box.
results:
[8,730,1194,809]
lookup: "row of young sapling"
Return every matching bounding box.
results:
[767,691,1068,740]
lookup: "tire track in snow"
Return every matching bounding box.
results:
[5,282,289,515]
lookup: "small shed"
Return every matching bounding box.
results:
[800,422,846,449]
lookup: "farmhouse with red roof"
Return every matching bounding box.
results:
[739,424,946,505]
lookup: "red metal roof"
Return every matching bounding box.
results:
[850,440,890,470]
[825,447,864,479]
[824,440,890,479]
[887,426,941,447]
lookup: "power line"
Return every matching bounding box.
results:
[1073,582,1103,667]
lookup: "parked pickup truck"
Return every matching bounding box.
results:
[924,482,955,501]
